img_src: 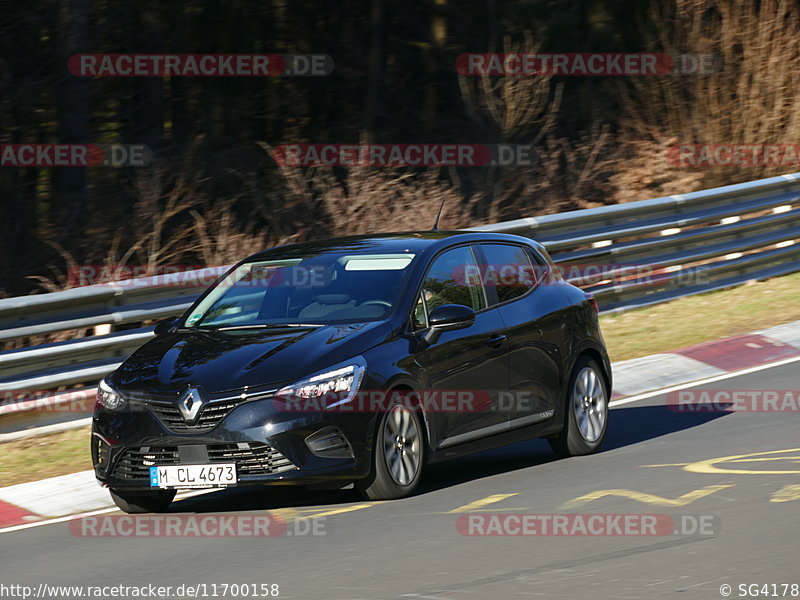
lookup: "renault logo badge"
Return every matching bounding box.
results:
[178,387,205,423]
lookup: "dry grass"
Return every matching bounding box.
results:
[456,32,622,219]
[601,271,800,361]
[0,426,92,486]
[190,198,276,267]
[616,0,800,195]
[266,146,480,233]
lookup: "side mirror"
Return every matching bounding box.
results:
[153,317,178,335]
[422,304,476,345]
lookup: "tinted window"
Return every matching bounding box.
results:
[478,244,537,304]
[186,252,417,327]
[411,295,428,330]
[422,246,486,313]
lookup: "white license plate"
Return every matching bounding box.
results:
[149,464,237,488]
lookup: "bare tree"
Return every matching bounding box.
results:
[619,0,800,191]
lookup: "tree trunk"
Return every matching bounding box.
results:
[55,0,90,239]
[364,0,384,144]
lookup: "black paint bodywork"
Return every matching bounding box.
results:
[92,231,611,490]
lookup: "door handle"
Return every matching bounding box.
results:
[486,333,507,348]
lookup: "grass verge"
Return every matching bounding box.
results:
[0,425,93,487]
[1,272,799,487]
[600,271,800,362]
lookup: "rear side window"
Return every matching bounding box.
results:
[421,246,486,313]
[478,244,537,304]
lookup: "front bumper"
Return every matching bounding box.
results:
[92,394,378,491]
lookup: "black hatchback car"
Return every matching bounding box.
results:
[92,232,611,513]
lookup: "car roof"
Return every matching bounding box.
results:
[244,230,539,262]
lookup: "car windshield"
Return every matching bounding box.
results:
[184,251,417,328]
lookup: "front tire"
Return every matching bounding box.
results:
[548,356,609,458]
[109,488,176,513]
[358,403,424,500]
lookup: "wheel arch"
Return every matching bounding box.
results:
[576,346,612,396]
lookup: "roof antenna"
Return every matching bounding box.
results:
[432,196,447,232]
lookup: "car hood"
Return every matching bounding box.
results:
[113,321,392,393]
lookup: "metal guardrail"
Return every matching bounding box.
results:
[474,172,800,311]
[1,172,799,433]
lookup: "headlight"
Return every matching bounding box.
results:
[275,359,366,410]
[97,378,125,410]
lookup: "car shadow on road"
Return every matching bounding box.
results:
[170,403,731,513]
[416,439,558,495]
[602,403,731,451]
[418,403,731,494]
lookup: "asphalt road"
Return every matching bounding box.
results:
[2,361,799,600]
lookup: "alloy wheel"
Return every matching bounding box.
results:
[382,405,421,486]
[571,366,607,443]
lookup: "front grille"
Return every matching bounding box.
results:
[112,443,296,481]
[114,446,180,480]
[126,389,274,433]
[143,399,241,432]
[207,443,297,475]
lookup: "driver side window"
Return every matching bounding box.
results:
[420,246,486,318]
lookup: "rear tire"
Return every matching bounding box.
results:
[548,356,608,458]
[358,402,424,500]
[109,488,176,514]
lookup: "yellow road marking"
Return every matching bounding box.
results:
[268,508,301,522]
[560,485,734,509]
[448,493,519,513]
[269,503,374,521]
[299,503,374,519]
[460,507,531,512]
[726,457,800,463]
[642,463,690,468]
[682,448,800,475]
[770,484,800,503]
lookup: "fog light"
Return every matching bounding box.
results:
[305,427,354,458]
